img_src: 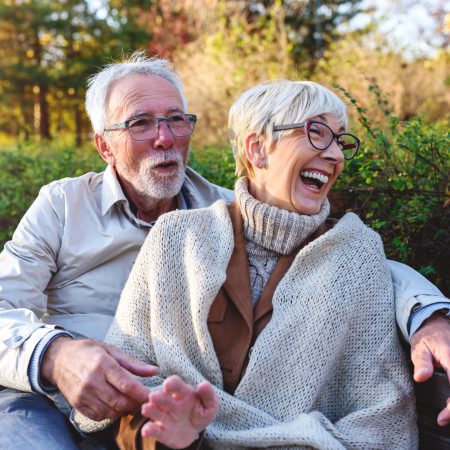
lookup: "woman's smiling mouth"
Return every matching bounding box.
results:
[300,170,329,191]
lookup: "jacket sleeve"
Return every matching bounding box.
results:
[388,259,448,340]
[0,184,65,391]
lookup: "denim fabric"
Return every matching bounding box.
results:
[0,387,82,449]
[0,388,114,450]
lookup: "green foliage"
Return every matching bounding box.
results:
[333,82,449,295]
[189,147,237,190]
[1,79,448,295]
[0,142,104,246]
[243,0,366,70]
[0,0,152,141]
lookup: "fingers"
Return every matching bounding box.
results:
[105,364,150,405]
[70,369,144,420]
[437,399,450,427]
[434,345,450,384]
[44,338,156,421]
[411,341,434,382]
[197,381,219,410]
[75,393,123,421]
[141,420,164,438]
[191,381,218,429]
[141,378,196,418]
[106,344,157,377]
[411,314,450,383]
[163,375,196,400]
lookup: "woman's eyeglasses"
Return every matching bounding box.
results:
[273,119,360,160]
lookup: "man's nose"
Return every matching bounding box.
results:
[153,121,174,150]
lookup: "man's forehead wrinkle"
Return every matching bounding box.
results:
[109,90,184,122]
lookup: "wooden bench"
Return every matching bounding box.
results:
[415,369,450,449]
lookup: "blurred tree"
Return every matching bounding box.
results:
[0,1,54,139]
[235,0,367,72]
[0,0,152,143]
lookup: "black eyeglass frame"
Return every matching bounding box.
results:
[273,119,360,160]
[103,113,198,141]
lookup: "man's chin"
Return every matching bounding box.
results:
[140,173,185,201]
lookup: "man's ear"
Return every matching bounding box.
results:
[244,133,266,170]
[95,133,115,166]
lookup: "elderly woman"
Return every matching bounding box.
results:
[74,80,418,449]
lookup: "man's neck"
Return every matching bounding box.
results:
[136,196,178,223]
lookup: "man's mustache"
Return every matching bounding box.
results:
[143,151,185,168]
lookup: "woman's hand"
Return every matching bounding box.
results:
[140,375,218,449]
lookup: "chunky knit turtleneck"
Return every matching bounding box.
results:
[235,177,330,306]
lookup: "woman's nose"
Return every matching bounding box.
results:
[321,139,345,163]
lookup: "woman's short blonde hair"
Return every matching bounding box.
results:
[228,80,348,177]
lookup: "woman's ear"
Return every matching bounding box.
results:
[245,133,267,170]
[95,133,116,166]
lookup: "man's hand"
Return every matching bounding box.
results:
[140,375,218,449]
[411,312,450,426]
[41,336,157,421]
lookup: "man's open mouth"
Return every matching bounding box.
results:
[154,161,179,170]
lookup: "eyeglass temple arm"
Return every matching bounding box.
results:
[273,122,305,131]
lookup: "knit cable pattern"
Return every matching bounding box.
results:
[236,178,329,306]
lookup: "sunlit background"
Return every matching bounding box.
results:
[0,0,448,294]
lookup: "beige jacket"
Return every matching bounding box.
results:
[0,166,233,392]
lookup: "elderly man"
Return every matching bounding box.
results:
[0,53,448,449]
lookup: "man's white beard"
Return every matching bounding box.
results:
[118,150,187,202]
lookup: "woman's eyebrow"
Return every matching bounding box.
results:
[316,114,346,133]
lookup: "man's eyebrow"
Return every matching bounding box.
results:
[129,107,184,120]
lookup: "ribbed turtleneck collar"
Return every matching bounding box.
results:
[235,177,330,255]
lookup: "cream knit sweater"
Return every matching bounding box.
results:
[74,200,417,449]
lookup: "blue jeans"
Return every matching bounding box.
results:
[0,388,112,450]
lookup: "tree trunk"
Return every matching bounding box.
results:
[39,85,51,140]
[75,102,82,147]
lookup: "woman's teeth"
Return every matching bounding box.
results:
[300,171,329,184]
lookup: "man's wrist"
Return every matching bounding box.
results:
[409,302,450,340]
[28,329,74,393]
[40,334,74,386]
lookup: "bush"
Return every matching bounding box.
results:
[0,142,104,246]
[1,102,448,296]
[189,146,237,190]
[333,83,449,295]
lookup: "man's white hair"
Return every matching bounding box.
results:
[228,80,348,177]
[85,50,187,134]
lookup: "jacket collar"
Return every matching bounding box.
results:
[222,201,254,330]
[101,165,188,228]
[101,165,232,219]
[223,201,298,327]
[101,165,128,217]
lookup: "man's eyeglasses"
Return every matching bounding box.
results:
[273,119,360,160]
[104,114,197,141]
